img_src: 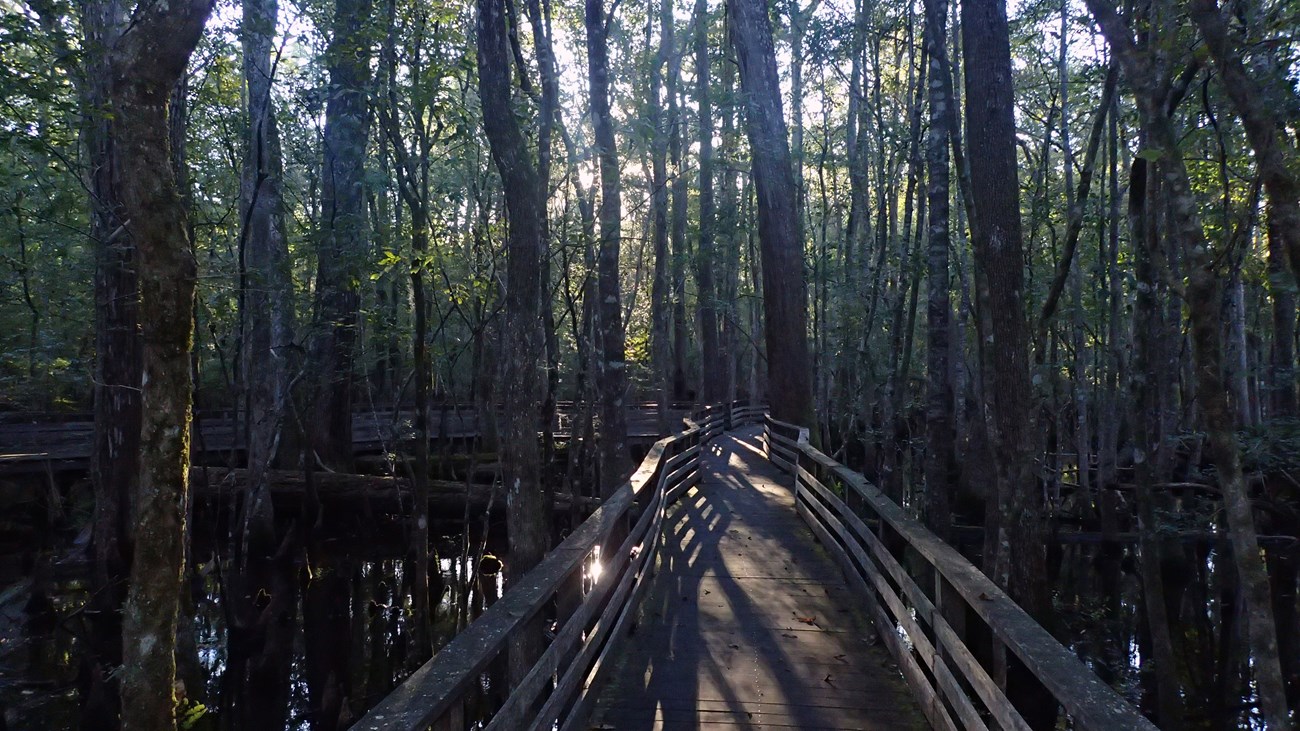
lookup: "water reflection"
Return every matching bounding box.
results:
[0,529,506,730]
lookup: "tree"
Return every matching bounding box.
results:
[961,0,1046,622]
[922,0,954,541]
[238,0,292,556]
[1186,0,1299,418]
[726,0,814,428]
[35,0,141,724]
[649,0,672,433]
[695,0,722,403]
[306,0,374,471]
[475,0,549,684]
[585,0,632,492]
[1086,0,1293,726]
[106,0,214,726]
[227,0,297,720]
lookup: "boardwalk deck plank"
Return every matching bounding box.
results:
[590,427,928,731]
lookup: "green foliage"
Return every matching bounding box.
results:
[1239,419,1300,478]
[177,699,210,730]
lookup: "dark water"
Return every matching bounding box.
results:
[2,492,1292,730]
[0,527,505,731]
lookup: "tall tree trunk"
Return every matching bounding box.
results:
[695,0,721,402]
[238,0,292,570]
[231,0,297,721]
[961,0,1046,617]
[668,32,691,402]
[718,50,743,402]
[476,0,549,686]
[585,0,632,491]
[727,0,814,428]
[1087,2,1293,726]
[649,4,671,433]
[107,1,213,727]
[1128,154,1186,730]
[1267,210,1298,418]
[308,0,373,471]
[73,0,137,725]
[524,0,562,483]
[923,0,953,541]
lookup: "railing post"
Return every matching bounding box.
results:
[433,699,464,731]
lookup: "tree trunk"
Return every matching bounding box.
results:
[649,4,671,434]
[961,1,1052,724]
[718,50,743,402]
[1128,154,1186,730]
[727,0,814,429]
[695,0,721,403]
[476,0,549,686]
[1087,2,1293,726]
[585,0,632,492]
[923,0,954,541]
[73,0,137,725]
[668,36,691,403]
[307,0,374,472]
[961,0,1046,617]
[238,0,292,570]
[107,1,213,727]
[1267,210,1298,418]
[229,0,297,720]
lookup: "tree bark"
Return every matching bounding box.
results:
[923,0,954,541]
[476,0,549,686]
[668,29,691,403]
[68,0,137,724]
[585,0,632,492]
[1267,210,1298,418]
[1128,154,1186,730]
[307,0,374,471]
[107,1,213,727]
[695,0,722,403]
[649,3,671,434]
[961,0,1046,617]
[238,0,292,568]
[727,0,814,429]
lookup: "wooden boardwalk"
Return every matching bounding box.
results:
[590,426,927,730]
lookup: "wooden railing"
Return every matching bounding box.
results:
[356,401,762,731]
[762,415,1158,731]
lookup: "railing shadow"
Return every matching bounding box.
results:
[353,401,762,731]
[762,414,1160,731]
[595,430,872,730]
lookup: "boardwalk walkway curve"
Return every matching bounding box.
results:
[358,404,1158,731]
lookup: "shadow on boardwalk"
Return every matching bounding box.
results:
[591,427,928,730]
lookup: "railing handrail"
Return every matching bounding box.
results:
[357,401,763,730]
[761,414,1157,731]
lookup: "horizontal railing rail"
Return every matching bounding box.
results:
[761,414,1157,731]
[357,402,763,731]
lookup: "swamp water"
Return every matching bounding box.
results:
[0,527,510,730]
